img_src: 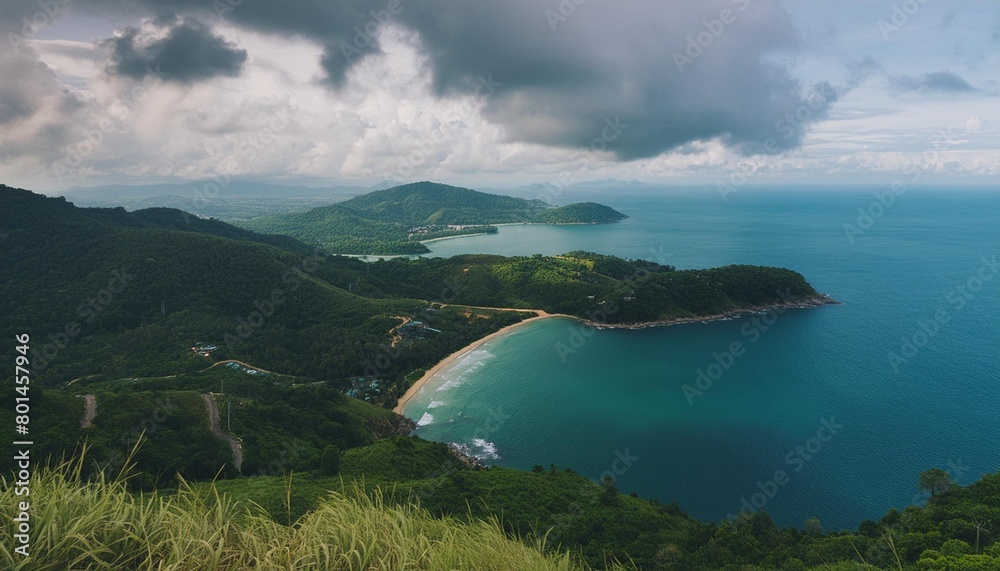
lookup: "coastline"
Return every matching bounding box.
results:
[581,294,840,330]
[419,232,490,245]
[392,294,838,416]
[393,310,573,414]
[417,221,610,245]
[491,222,601,226]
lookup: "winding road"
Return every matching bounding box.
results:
[205,360,278,374]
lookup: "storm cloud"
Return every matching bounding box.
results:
[101,17,247,83]
[77,0,844,159]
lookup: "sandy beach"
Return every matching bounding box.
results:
[393,309,573,414]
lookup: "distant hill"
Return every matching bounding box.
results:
[241,181,629,255]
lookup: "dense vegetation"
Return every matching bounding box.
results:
[15,184,985,570]
[240,181,628,254]
[359,251,825,323]
[0,365,412,488]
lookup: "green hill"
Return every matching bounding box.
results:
[241,181,628,255]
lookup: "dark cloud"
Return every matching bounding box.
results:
[889,71,979,94]
[78,0,847,159]
[101,17,247,83]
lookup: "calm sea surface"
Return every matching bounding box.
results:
[402,186,1000,529]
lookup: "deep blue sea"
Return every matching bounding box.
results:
[401,186,1000,530]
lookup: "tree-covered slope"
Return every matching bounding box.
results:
[0,366,410,487]
[0,185,525,391]
[533,202,630,224]
[357,251,830,322]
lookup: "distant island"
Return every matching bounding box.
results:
[239,181,629,255]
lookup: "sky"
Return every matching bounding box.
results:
[1,0,998,193]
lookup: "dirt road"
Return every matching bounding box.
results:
[203,393,243,472]
[80,394,96,428]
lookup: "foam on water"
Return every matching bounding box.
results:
[436,349,493,391]
[452,439,501,461]
[470,438,500,460]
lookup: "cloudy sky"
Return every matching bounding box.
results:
[1,0,998,192]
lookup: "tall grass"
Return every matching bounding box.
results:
[1,455,588,570]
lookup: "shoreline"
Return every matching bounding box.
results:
[354,221,621,257]
[419,232,490,245]
[583,294,841,330]
[491,222,604,227]
[392,294,838,415]
[393,310,573,414]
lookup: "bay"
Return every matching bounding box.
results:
[403,186,1000,529]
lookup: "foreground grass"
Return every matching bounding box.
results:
[0,458,588,570]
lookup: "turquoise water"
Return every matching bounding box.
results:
[403,187,1000,530]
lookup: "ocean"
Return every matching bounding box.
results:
[401,186,1000,530]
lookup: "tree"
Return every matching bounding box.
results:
[600,475,619,506]
[805,517,825,536]
[919,468,952,499]
[969,506,993,553]
[319,444,341,475]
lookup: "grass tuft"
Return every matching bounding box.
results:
[1,454,590,570]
